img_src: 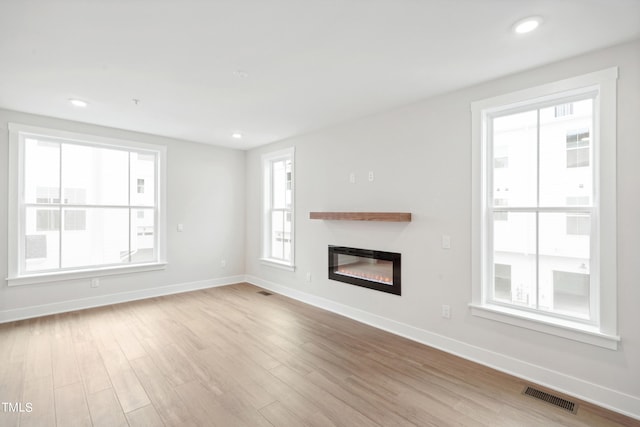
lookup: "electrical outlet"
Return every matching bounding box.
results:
[368,171,374,182]
[306,272,312,282]
[349,172,356,184]
[441,304,451,319]
[441,235,451,249]
[91,278,100,288]
[221,259,227,268]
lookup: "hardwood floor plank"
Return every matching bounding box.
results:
[130,356,197,426]
[75,339,113,395]
[259,400,312,427]
[193,345,276,408]
[108,368,151,414]
[86,388,128,427]
[54,382,92,427]
[257,374,327,425]
[173,380,251,427]
[126,404,165,427]
[0,360,25,427]
[305,370,417,427]
[139,339,202,387]
[24,329,52,383]
[115,330,148,362]
[7,321,30,365]
[51,334,82,389]
[270,364,381,427]
[20,375,55,427]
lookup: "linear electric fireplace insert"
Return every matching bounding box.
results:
[328,246,401,295]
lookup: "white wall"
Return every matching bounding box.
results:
[0,109,246,319]
[245,39,640,418]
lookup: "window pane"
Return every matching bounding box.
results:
[494,263,512,301]
[492,111,537,207]
[272,159,292,209]
[553,271,590,318]
[131,209,155,263]
[284,211,292,261]
[493,198,509,221]
[270,210,292,261]
[271,210,284,260]
[25,138,60,204]
[566,214,590,236]
[24,207,60,272]
[61,144,129,206]
[131,152,156,206]
[538,213,591,318]
[554,103,573,117]
[61,208,129,268]
[539,99,593,207]
[36,209,60,231]
[493,212,536,308]
[494,156,508,168]
[64,210,87,231]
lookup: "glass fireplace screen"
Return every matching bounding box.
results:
[328,246,401,295]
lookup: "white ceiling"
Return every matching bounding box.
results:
[1,0,639,149]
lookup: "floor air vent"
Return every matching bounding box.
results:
[257,290,273,296]
[523,386,578,414]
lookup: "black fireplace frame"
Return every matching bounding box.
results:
[328,246,401,295]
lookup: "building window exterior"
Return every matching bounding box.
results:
[566,213,590,236]
[471,68,619,349]
[64,210,87,231]
[36,209,60,231]
[554,103,574,118]
[566,196,590,236]
[7,124,167,285]
[493,198,509,221]
[566,128,590,168]
[261,147,295,270]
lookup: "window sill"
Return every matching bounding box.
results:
[6,262,168,286]
[469,303,620,350]
[260,258,296,272]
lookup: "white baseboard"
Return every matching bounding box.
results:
[0,275,245,323]
[246,275,640,421]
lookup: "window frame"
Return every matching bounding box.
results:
[470,68,619,350]
[260,147,295,271]
[7,123,167,286]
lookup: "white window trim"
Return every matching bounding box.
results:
[7,123,168,286]
[259,258,296,272]
[261,147,295,270]
[470,68,619,350]
[7,262,168,286]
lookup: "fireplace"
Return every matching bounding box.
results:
[328,246,401,295]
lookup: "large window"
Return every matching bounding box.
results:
[8,124,167,285]
[261,147,295,270]
[471,68,619,349]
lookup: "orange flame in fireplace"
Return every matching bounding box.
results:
[337,267,392,284]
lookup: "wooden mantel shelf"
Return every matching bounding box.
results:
[309,212,412,222]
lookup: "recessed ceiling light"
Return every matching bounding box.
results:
[232,133,243,139]
[513,17,542,34]
[69,98,88,107]
[234,70,249,78]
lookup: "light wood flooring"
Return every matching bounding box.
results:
[0,282,637,426]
